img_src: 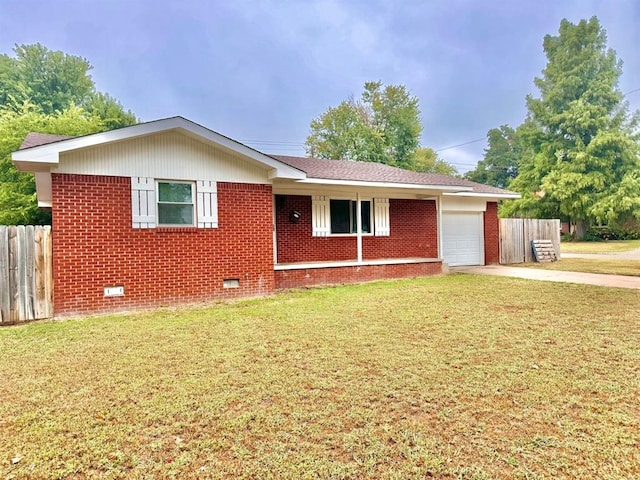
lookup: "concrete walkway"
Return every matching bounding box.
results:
[452,265,640,289]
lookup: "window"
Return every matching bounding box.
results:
[157,181,194,226]
[329,199,371,234]
[131,177,218,229]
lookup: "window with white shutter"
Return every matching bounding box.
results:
[311,195,330,236]
[374,198,390,236]
[131,177,156,228]
[131,177,218,229]
[196,180,218,228]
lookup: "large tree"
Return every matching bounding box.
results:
[0,43,136,125]
[464,125,521,188]
[0,44,138,225]
[502,17,640,237]
[306,81,422,169]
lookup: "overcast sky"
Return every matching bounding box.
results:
[1,0,638,173]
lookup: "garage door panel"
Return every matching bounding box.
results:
[442,212,483,266]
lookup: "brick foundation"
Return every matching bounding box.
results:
[274,261,443,289]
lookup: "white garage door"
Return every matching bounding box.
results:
[442,212,484,266]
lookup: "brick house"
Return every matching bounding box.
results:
[13,117,519,317]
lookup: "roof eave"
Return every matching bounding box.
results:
[295,177,474,192]
[443,191,521,199]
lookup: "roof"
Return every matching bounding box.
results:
[273,155,517,196]
[20,133,71,149]
[13,117,519,204]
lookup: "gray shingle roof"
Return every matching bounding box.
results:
[20,133,71,150]
[272,155,516,196]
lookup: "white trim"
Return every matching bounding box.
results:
[296,177,472,192]
[443,191,521,199]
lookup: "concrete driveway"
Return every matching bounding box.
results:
[452,265,640,289]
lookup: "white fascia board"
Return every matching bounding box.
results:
[12,116,306,180]
[295,177,473,192]
[443,191,521,199]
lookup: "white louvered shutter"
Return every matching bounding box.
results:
[196,180,218,228]
[312,195,330,237]
[374,198,390,236]
[131,177,156,228]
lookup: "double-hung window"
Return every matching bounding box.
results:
[330,199,371,234]
[157,181,195,226]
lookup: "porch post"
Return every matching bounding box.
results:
[356,192,363,263]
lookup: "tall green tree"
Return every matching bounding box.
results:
[0,105,107,224]
[0,43,136,126]
[0,43,138,225]
[306,81,422,169]
[465,125,521,188]
[502,17,640,237]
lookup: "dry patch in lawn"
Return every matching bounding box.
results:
[1,275,639,479]
[519,258,640,277]
[560,239,640,254]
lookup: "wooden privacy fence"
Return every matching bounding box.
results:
[0,226,53,324]
[499,219,561,264]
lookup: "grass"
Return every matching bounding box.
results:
[1,275,639,479]
[560,239,640,254]
[518,258,640,277]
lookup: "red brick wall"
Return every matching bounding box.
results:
[484,202,500,264]
[275,262,442,289]
[274,195,356,263]
[275,196,438,263]
[363,199,438,259]
[51,174,274,316]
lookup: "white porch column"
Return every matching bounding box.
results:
[356,192,363,263]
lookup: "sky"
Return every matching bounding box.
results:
[1,0,638,173]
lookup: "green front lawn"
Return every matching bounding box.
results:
[1,276,639,479]
[560,239,640,253]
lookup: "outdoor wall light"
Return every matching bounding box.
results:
[289,210,301,223]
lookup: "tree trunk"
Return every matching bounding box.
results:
[572,220,588,240]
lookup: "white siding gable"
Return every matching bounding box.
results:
[58,130,270,185]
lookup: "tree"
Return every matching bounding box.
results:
[464,125,521,188]
[0,43,138,225]
[306,81,422,169]
[502,17,640,238]
[0,43,136,127]
[410,147,458,176]
[0,105,108,224]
